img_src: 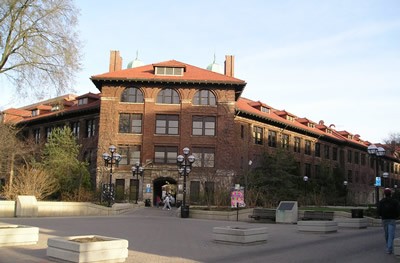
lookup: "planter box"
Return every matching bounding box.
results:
[335,218,368,229]
[0,224,39,247]
[297,221,338,233]
[47,235,128,263]
[213,226,268,245]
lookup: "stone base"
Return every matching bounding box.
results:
[0,224,39,247]
[47,235,128,263]
[335,218,368,229]
[213,226,268,245]
[394,238,400,257]
[297,221,338,233]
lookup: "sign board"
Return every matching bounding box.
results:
[230,186,245,208]
[146,184,151,193]
[277,202,295,211]
[276,201,298,224]
[375,177,381,187]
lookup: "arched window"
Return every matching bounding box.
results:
[193,90,216,105]
[157,89,180,104]
[121,87,144,103]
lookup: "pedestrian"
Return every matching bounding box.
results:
[377,188,400,254]
[156,195,161,208]
[162,193,171,210]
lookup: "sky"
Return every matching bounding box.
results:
[1,0,399,143]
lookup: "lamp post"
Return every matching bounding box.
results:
[102,145,122,207]
[177,147,195,218]
[367,144,386,207]
[303,176,309,206]
[343,180,348,206]
[132,161,144,204]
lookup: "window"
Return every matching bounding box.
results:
[305,140,311,155]
[45,127,52,140]
[205,181,215,204]
[193,90,216,105]
[315,143,321,157]
[190,181,200,203]
[192,116,216,136]
[156,115,179,135]
[281,134,289,149]
[192,147,215,167]
[268,130,277,147]
[360,153,366,165]
[305,163,311,177]
[240,125,244,139]
[324,145,330,159]
[260,106,270,113]
[121,87,144,103]
[347,170,353,183]
[119,113,142,134]
[78,98,88,105]
[333,147,338,161]
[253,126,263,145]
[354,152,360,164]
[71,121,80,138]
[119,145,141,165]
[86,119,96,138]
[157,89,180,104]
[33,128,40,144]
[347,150,352,163]
[154,146,178,164]
[294,137,301,153]
[155,67,184,76]
[31,109,39,116]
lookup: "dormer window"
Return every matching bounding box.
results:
[78,98,88,105]
[155,67,184,76]
[308,123,315,128]
[260,106,270,113]
[51,105,60,111]
[32,109,39,116]
[326,129,332,134]
[286,115,294,121]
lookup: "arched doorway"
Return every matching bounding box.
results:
[153,177,177,206]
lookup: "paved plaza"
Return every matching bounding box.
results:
[0,207,398,263]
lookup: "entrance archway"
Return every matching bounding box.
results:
[153,177,177,206]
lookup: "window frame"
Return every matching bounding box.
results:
[192,116,216,136]
[121,87,144,103]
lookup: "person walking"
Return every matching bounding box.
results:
[162,193,171,210]
[378,188,400,254]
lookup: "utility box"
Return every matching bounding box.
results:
[275,201,298,224]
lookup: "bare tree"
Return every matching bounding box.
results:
[0,0,82,99]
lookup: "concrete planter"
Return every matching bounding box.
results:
[0,224,39,247]
[47,235,128,263]
[213,226,268,245]
[297,221,338,233]
[335,218,368,229]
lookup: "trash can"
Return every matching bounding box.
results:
[181,205,190,218]
[351,209,363,218]
[145,199,151,207]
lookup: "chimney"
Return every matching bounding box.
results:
[109,50,123,72]
[224,55,234,77]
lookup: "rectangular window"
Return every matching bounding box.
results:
[119,145,141,165]
[347,170,353,183]
[354,152,360,164]
[154,146,177,164]
[240,125,244,139]
[86,119,96,138]
[190,181,200,204]
[71,121,80,138]
[315,143,321,157]
[33,128,40,144]
[156,114,179,135]
[192,116,216,136]
[119,113,142,134]
[304,140,311,155]
[253,126,263,145]
[294,137,301,153]
[205,181,215,204]
[332,147,338,161]
[45,127,52,141]
[305,163,311,177]
[192,147,215,167]
[268,130,277,147]
[347,150,352,163]
[281,134,289,149]
[324,145,330,159]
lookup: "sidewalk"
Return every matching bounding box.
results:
[0,207,397,263]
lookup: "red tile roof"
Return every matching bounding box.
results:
[91,60,246,90]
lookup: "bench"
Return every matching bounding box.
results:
[249,208,276,221]
[302,211,334,221]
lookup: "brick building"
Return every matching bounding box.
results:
[1,51,399,206]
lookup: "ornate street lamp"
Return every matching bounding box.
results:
[102,145,122,207]
[367,144,386,207]
[303,176,309,206]
[343,180,348,206]
[132,161,144,204]
[177,147,195,218]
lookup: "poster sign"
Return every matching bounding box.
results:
[146,184,151,193]
[231,186,245,208]
[375,177,381,187]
